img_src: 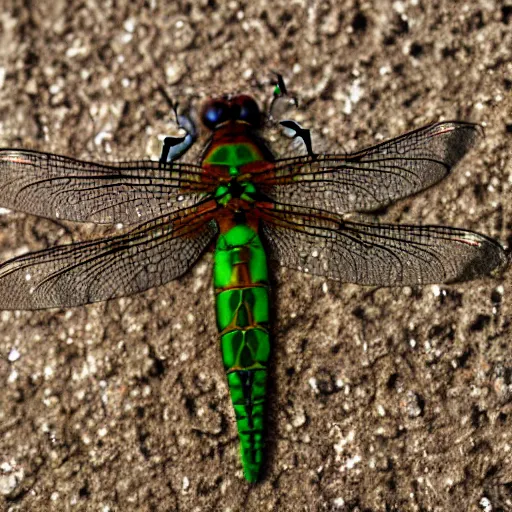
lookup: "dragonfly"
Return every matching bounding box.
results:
[0,77,507,483]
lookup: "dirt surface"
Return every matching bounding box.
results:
[0,1,511,511]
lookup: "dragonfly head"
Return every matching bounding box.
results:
[201,95,261,131]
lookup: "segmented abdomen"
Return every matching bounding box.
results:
[213,224,270,483]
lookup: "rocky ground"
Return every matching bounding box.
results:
[0,0,511,510]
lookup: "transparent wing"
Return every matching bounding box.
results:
[261,205,506,285]
[0,202,219,309]
[258,122,482,214]
[0,149,211,225]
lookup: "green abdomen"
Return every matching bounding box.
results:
[213,224,270,483]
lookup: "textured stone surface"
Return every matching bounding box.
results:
[0,1,511,510]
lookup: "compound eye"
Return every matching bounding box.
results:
[231,95,261,127]
[201,99,230,130]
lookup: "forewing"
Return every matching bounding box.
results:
[261,206,506,285]
[262,122,482,213]
[0,204,218,309]
[0,149,210,224]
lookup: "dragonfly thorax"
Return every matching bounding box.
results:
[214,179,258,207]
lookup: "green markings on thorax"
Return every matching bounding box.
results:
[214,181,257,207]
[205,142,262,175]
[207,142,263,207]
[204,141,263,206]
[213,224,270,483]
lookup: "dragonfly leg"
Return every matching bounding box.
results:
[279,119,316,159]
[266,73,316,159]
[159,101,197,165]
